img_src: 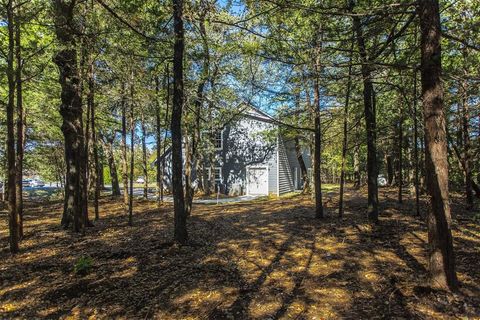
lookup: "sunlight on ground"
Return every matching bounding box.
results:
[0,189,479,319]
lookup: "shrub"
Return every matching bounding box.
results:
[74,256,93,275]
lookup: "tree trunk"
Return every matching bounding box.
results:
[172,0,187,244]
[53,0,87,232]
[353,142,360,189]
[294,136,309,193]
[418,0,457,291]
[339,38,353,218]
[102,135,121,196]
[184,131,194,216]
[141,110,148,200]
[386,155,394,186]
[120,86,129,216]
[398,112,403,203]
[15,10,25,239]
[129,80,135,226]
[353,15,379,223]
[87,58,100,220]
[156,75,163,205]
[313,77,323,219]
[6,0,19,253]
[460,55,473,208]
[161,66,170,202]
[98,151,105,190]
[413,67,420,216]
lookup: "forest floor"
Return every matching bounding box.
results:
[0,187,479,319]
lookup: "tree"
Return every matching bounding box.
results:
[6,0,19,253]
[52,0,89,232]
[418,0,457,291]
[172,0,187,244]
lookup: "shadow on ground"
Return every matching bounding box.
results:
[0,187,479,319]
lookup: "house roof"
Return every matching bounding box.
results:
[240,103,276,124]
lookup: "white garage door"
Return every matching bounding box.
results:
[247,167,268,195]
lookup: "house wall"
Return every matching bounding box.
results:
[154,107,312,197]
[284,139,312,190]
[268,146,278,195]
[277,135,295,195]
[216,113,277,195]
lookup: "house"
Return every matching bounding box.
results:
[155,106,312,197]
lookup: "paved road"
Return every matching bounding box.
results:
[23,185,260,204]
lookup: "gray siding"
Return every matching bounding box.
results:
[277,135,295,195]
[268,145,278,194]
[284,139,312,190]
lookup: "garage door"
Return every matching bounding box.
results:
[247,167,268,195]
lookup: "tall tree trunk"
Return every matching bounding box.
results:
[339,38,354,218]
[353,141,361,189]
[294,136,309,193]
[156,75,162,205]
[141,110,148,200]
[6,0,19,253]
[413,67,420,216]
[398,112,403,203]
[418,0,457,291]
[353,15,379,223]
[386,155,394,186]
[102,135,121,196]
[15,9,25,239]
[120,86,129,216]
[460,54,473,208]
[184,131,194,216]
[172,0,187,244]
[87,57,99,220]
[161,66,170,203]
[129,80,135,226]
[98,151,104,189]
[313,77,323,219]
[53,0,87,232]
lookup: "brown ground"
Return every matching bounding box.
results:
[0,187,479,319]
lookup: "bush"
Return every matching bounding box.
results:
[74,256,93,275]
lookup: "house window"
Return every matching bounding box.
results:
[208,167,222,183]
[214,130,223,150]
[200,129,223,150]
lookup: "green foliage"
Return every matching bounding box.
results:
[74,256,93,276]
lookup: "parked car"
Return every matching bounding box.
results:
[136,177,145,184]
[22,179,32,187]
[31,179,46,187]
[378,174,387,187]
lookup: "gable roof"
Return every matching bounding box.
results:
[241,104,276,124]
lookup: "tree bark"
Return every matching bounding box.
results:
[156,75,163,205]
[87,57,99,220]
[53,0,87,232]
[141,110,148,200]
[6,0,19,253]
[353,15,379,223]
[129,79,135,226]
[294,136,309,193]
[339,37,353,218]
[15,9,25,239]
[313,77,323,219]
[398,112,403,203]
[353,141,360,189]
[460,52,473,208]
[101,134,121,196]
[172,0,187,244]
[418,0,457,291]
[413,66,420,216]
[120,85,129,216]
